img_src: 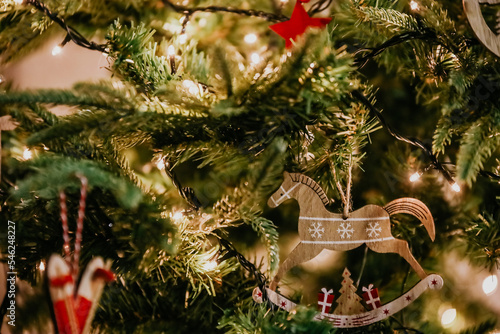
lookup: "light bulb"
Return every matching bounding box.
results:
[410,0,419,11]
[250,53,261,65]
[179,34,187,44]
[183,80,200,95]
[167,45,176,57]
[409,172,421,182]
[441,308,456,327]
[172,211,184,221]
[51,45,62,56]
[482,275,498,295]
[23,148,32,160]
[198,18,207,27]
[156,160,165,170]
[39,261,45,272]
[202,259,218,271]
[244,33,258,44]
[451,182,461,193]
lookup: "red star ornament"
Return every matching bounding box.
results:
[270,0,332,48]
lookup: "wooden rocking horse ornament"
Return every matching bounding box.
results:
[268,172,435,291]
[463,0,500,57]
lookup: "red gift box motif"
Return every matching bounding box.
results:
[318,288,334,314]
[362,284,381,310]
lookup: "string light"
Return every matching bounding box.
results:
[451,182,461,193]
[51,45,63,56]
[179,33,187,44]
[39,261,45,272]
[244,33,258,44]
[198,18,207,27]
[410,0,420,11]
[409,172,422,182]
[156,159,165,170]
[250,52,262,65]
[23,148,32,160]
[171,210,184,221]
[482,275,498,295]
[167,45,176,57]
[441,308,457,327]
[202,259,218,271]
[182,80,201,95]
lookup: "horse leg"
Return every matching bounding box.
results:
[270,243,322,291]
[366,239,427,279]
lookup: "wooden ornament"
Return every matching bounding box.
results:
[268,172,435,290]
[317,288,334,315]
[463,0,500,57]
[362,284,381,310]
[333,268,365,316]
[254,172,443,327]
[253,274,443,327]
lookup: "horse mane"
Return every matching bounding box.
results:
[289,173,330,206]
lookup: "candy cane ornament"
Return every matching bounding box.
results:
[49,176,114,334]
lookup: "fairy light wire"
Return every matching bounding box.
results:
[25,0,107,53]
[161,0,288,23]
[351,90,458,186]
[217,237,268,301]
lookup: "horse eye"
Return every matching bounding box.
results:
[280,193,283,196]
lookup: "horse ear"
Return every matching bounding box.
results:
[283,171,290,179]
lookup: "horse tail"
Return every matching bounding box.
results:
[384,198,435,241]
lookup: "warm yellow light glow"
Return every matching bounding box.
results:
[250,53,261,65]
[156,159,165,170]
[202,259,218,272]
[409,172,421,182]
[179,34,187,44]
[198,18,207,27]
[410,0,420,11]
[51,45,62,56]
[23,148,32,160]
[451,182,461,193]
[14,0,24,5]
[39,261,45,272]
[183,80,200,95]
[483,275,498,295]
[172,211,184,221]
[441,308,457,327]
[167,45,176,57]
[244,33,258,44]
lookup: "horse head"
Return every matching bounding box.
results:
[268,172,299,208]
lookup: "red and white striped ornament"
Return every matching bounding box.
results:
[49,176,114,334]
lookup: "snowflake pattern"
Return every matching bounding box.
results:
[366,222,382,238]
[308,222,325,239]
[337,223,354,239]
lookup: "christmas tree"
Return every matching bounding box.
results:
[0,0,499,332]
[333,268,365,316]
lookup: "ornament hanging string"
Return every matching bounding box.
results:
[59,175,88,281]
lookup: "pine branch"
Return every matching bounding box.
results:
[457,114,500,184]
